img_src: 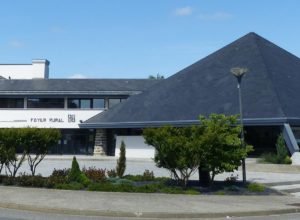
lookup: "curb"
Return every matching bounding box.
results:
[0,202,300,218]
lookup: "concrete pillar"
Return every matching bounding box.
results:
[93,129,107,156]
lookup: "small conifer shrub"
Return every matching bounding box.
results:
[116,140,126,178]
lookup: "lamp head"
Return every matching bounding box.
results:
[230,67,248,77]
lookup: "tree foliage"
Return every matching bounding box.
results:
[143,114,252,188]
[143,126,202,188]
[0,128,60,177]
[116,140,126,178]
[197,114,252,182]
[23,128,61,176]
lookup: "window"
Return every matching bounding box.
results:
[80,99,91,109]
[93,99,105,109]
[68,98,105,109]
[27,98,64,108]
[68,99,80,108]
[0,98,24,108]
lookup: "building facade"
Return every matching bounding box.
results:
[0,60,158,156]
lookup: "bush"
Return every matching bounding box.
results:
[123,170,155,182]
[142,170,155,181]
[260,134,292,165]
[116,141,126,178]
[67,157,91,186]
[107,169,117,178]
[2,176,15,185]
[88,182,135,192]
[67,156,82,182]
[247,183,265,192]
[83,167,106,182]
[46,168,69,188]
[17,173,46,187]
[54,182,85,190]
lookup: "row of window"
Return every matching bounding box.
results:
[0,98,125,109]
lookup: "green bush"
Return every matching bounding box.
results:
[108,177,134,185]
[54,182,85,190]
[2,176,15,185]
[46,169,69,188]
[17,173,46,187]
[88,182,135,192]
[67,157,91,186]
[116,141,126,178]
[107,169,117,178]
[160,186,184,194]
[142,170,155,181]
[123,170,155,182]
[247,183,265,192]
[83,167,106,182]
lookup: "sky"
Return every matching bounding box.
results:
[0,0,299,79]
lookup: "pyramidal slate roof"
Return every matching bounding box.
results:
[81,32,300,128]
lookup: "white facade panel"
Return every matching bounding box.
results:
[115,136,155,159]
[0,59,49,79]
[0,109,102,128]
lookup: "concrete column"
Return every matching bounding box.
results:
[93,129,107,156]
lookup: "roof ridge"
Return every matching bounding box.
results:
[253,35,287,118]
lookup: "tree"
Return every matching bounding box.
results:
[143,126,202,189]
[148,74,165,79]
[0,128,25,177]
[23,128,61,176]
[197,114,252,185]
[116,140,126,178]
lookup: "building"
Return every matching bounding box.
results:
[2,32,300,160]
[0,60,159,156]
[80,32,300,160]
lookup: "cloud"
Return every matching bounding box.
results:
[198,12,233,21]
[174,6,193,16]
[9,40,24,48]
[68,74,87,79]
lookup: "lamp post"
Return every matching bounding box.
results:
[231,67,248,184]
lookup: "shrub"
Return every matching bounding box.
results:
[247,183,265,192]
[160,186,184,194]
[54,182,85,190]
[83,167,106,182]
[107,169,117,178]
[116,141,126,178]
[142,170,155,181]
[108,177,134,185]
[88,182,135,192]
[17,173,46,187]
[123,170,155,182]
[2,176,15,185]
[46,168,69,188]
[67,156,91,186]
[260,134,292,164]
[67,156,82,182]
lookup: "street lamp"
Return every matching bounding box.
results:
[231,67,248,184]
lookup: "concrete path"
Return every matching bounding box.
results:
[1,186,300,218]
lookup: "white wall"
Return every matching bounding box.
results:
[0,109,102,128]
[115,136,155,159]
[0,59,49,79]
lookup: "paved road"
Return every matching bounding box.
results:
[2,207,300,220]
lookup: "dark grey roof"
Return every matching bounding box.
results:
[0,79,159,95]
[81,32,300,128]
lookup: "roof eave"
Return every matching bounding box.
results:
[79,117,300,129]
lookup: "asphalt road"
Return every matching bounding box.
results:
[1,208,300,220]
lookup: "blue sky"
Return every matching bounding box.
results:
[0,0,299,78]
